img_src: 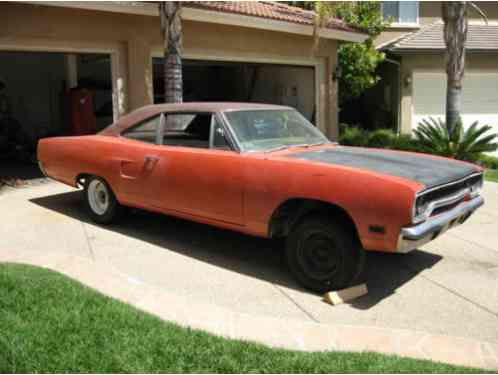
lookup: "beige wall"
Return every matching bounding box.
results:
[399,53,498,133]
[0,2,340,139]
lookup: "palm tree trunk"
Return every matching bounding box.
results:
[442,2,467,135]
[159,2,183,103]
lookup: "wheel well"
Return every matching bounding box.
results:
[268,198,359,240]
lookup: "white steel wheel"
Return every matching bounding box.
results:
[84,176,122,225]
[87,179,110,215]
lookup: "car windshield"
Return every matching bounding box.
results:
[224,109,329,152]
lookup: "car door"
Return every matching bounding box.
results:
[151,112,245,226]
[117,113,166,207]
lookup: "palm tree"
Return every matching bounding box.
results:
[442,2,486,134]
[442,2,467,135]
[159,2,183,103]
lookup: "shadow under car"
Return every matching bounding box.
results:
[30,190,443,309]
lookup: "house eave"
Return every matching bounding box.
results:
[21,1,368,43]
[388,48,498,54]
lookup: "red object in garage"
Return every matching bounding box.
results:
[66,88,96,135]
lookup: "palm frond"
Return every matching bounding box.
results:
[415,117,497,161]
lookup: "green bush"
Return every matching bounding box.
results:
[339,126,369,147]
[367,129,396,148]
[391,134,424,153]
[478,154,498,170]
[339,125,422,152]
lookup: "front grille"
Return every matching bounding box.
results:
[416,173,483,219]
[431,199,464,216]
[422,174,482,203]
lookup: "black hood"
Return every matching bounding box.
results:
[286,146,478,188]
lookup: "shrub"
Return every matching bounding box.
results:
[391,134,424,153]
[414,117,498,162]
[478,154,498,170]
[339,126,369,147]
[367,129,396,148]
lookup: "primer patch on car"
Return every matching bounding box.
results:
[286,147,478,188]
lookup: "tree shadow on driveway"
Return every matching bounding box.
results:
[30,190,442,309]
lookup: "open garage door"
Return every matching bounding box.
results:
[153,59,316,123]
[0,51,112,182]
[413,72,498,155]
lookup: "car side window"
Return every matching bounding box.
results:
[162,113,210,149]
[162,113,230,150]
[121,115,161,144]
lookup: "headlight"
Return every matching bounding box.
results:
[416,196,429,216]
[469,178,483,197]
[413,195,429,223]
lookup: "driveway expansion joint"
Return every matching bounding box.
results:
[272,283,320,323]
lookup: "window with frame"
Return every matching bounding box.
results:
[382,1,418,24]
[122,112,232,150]
[121,115,161,144]
[163,113,231,150]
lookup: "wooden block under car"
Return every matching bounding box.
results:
[323,284,368,305]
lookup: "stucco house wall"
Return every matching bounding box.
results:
[399,53,498,133]
[0,2,343,139]
[374,1,498,134]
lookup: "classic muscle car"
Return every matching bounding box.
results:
[38,103,484,293]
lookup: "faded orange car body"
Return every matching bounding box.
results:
[38,103,480,253]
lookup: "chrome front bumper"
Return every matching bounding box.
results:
[397,196,484,253]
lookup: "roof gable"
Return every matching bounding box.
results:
[383,21,498,52]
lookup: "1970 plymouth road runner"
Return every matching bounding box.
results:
[38,103,484,293]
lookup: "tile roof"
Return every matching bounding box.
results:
[183,1,362,34]
[384,21,498,52]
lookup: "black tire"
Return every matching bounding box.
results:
[286,214,365,294]
[84,176,122,225]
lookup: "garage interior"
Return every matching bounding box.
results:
[0,51,113,183]
[152,58,316,123]
[1,55,317,185]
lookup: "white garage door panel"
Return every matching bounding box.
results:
[413,72,498,156]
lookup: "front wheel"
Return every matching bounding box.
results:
[84,176,122,225]
[286,214,365,294]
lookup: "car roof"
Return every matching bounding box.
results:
[138,102,291,113]
[101,102,293,136]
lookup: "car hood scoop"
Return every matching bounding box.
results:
[286,146,478,188]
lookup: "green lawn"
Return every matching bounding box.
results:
[0,263,488,373]
[485,169,498,183]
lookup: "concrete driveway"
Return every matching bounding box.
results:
[2,181,498,345]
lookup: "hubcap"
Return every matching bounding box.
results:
[297,232,342,282]
[88,180,109,215]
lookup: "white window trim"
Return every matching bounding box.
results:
[388,22,420,29]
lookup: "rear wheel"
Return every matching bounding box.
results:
[286,214,365,294]
[84,176,122,225]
